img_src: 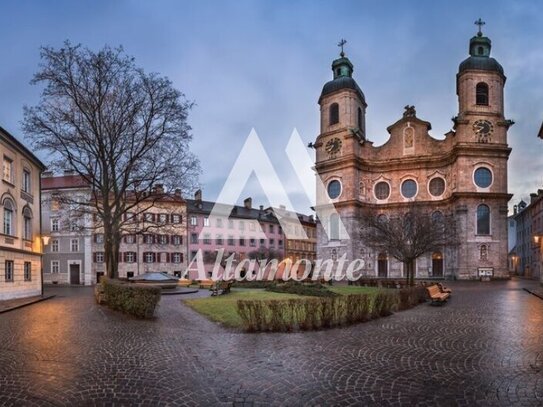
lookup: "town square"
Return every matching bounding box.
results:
[1,1,543,406]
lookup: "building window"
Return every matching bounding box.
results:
[477,204,491,235]
[474,167,493,188]
[279,239,283,247]
[239,237,245,246]
[172,253,183,263]
[329,103,339,125]
[401,179,418,199]
[216,218,223,228]
[4,260,13,282]
[143,234,154,244]
[228,236,235,246]
[94,233,104,244]
[71,239,79,252]
[269,224,274,233]
[144,252,155,263]
[124,234,135,244]
[125,252,136,263]
[204,217,210,227]
[172,235,182,245]
[476,82,489,106]
[70,221,78,232]
[22,169,31,193]
[203,233,211,245]
[94,252,104,263]
[270,239,275,247]
[158,214,168,223]
[357,107,363,130]
[171,214,182,224]
[327,180,341,199]
[190,251,197,260]
[3,157,13,183]
[228,219,234,229]
[191,233,198,244]
[3,198,14,236]
[216,235,223,245]
[158,235,168,245]
[250,238,256,247]
[374,182,390,200]
[51,239,59,252]
[23,207,32,240]
[24,262,31,281]
[190,216,197,226]
[144,213,154,222]
[51,260,60,273]
[51,218,59,232]
[329,214,340,240]
[429,177,446,197]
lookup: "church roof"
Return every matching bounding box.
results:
[319,76,365,104]
[458,56,504,77]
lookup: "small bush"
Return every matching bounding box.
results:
[101,278,161,319]
[397,286,428,310]
[232,280,273,289]
[266,281,338,297]
[371,291,398,318]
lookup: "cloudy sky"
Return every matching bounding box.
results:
[0,0,541,213]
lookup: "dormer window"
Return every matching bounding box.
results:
[478,46,484,55]
[329,103,339,125]
[476,82,489,106]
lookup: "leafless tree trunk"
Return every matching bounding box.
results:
[23,42,200,279]
[360,205,458,286]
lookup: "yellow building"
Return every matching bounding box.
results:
[0,126,45,300]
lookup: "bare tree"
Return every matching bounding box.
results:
[360,206,458,286]
[247,247,284,261]
[23,41,200,279]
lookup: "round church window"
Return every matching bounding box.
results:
[474,167,493,188]
[374,182,390,200]
[429,177,445,197]
[401,179,418,198]
[327,180,341,199]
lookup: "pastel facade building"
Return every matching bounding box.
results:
[0,126,45,300]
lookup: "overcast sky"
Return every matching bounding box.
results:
[0,0,541,214]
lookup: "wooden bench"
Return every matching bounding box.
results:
[210,280,234,296]
[178,278,192,287]
[426,284,450,304]
[198,279,214,289]
[437,282,452,294]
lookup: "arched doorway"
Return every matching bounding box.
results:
[432,252,444,277]
[378,253,388,278]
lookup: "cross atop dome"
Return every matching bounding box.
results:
[475,18,486,37]
[338,38,347,57]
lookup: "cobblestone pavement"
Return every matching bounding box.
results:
[1,279,543,406]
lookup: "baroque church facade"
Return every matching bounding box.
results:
[314,27,512,280]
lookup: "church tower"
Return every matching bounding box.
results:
[314,41,367,266]
[452,20,512,278]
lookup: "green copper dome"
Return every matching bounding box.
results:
[458,30,505,78]
[319,54,366,104]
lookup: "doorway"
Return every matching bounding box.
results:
[69,264,80,284]
[377,253,388,278]
[432,252,444,277]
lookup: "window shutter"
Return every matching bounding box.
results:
[166,253,170,263]
[165,235,169,244]
[93,253,97,262]
[180,253,184,263]
[151,213,156,222]
[153,252,157,263]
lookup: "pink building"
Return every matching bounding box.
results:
[186,191,285,279]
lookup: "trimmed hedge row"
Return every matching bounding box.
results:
[237,290,402,332]
[266,281,338,297]
[100,278,161,319]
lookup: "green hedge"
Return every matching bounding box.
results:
[266,281,338,297]
[237,290,400,332]
[101,278,161,319]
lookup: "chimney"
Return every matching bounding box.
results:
[244,197,252,209]
[42,170,53,178]
[154,184,164,194]
[194,189,202,202]
[174,188,182,198]
[259,205,263,211]
[309,215,314,222]
[530,193,537,203]
[63,169,75,176]
[514,205,518,215]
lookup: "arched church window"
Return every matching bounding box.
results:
[329,213,340,240]
[329,103,339,125]
[3,197,14,236]
[357,107,363,130]
[477,204,490,235]
[476,82,489,106]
